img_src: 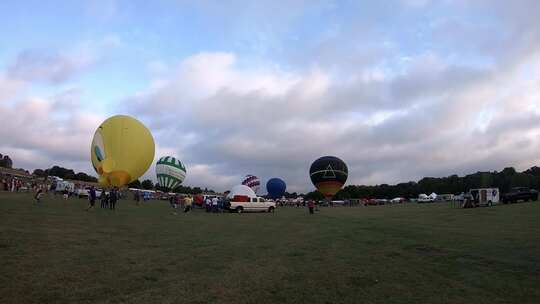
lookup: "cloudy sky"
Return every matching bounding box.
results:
[1,0,539,193]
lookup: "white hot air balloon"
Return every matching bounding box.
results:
[227,185,256,200]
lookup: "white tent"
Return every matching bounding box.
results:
[419,193,428,199]
[429,192,437,199]
[227,185,256,199]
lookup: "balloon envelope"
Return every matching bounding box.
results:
[90,115,155,187]
[309,156,348,198]
[266,178,286,199]
[227,185,256,199]
[156,156,186,190]
[241,174,261,193]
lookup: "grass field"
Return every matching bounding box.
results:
[1,192,539,304]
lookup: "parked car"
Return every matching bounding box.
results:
[390,197,405,204]
[77,188,103,198]
[76,188,90,198]
[417,194,434,203]
[377,199,388,205]
[501,187,539,204]
[363,199,378,206]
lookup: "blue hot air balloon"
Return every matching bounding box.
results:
[266,178,286,199]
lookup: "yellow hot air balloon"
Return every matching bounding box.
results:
[90,115,155,187]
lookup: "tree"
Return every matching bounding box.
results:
[33,169,47,177]
[331,165,540,199]
[284,192,299,199]
[191,187,203,194]
[128,179,142,189]
[29,166,97,182]
[304,190,324,201]
[141,179,154,190]
[0,153,13,168]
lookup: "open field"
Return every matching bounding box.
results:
[1,192,540,304]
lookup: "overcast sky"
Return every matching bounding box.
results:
[1,0,539,193]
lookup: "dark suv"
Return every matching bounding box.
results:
[501,187,539,204]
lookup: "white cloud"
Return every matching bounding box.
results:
[0,90,104,174]
[0,74,24,102]
[121,39,540,192]
[7,50,95,84]
[6,36,121,85]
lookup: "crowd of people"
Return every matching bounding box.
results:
[1,177,49,193]
[167,194,194,214]
[1,177,319,215]
[203,196,228,213]
[85,187,120,211]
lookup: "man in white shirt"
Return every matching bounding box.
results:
[205,197,212,212]
[211,197,218,213]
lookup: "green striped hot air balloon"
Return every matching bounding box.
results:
[156,156,187,190]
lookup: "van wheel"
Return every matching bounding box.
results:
[268,206,275,213]
[236,207,243,214]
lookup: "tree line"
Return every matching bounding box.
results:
[18,162,540,199]
[304,166,540,200]
[29,164,213,194]
[127,179,214,195]
[32,166,98,182]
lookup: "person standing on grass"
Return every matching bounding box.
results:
[86,186,96,211]
[217,197,224,213]
[205,197,211,212]
[179,194,186,209]
[169,195,176,209]
[100,191,109,209]
[109,188,118,210]
[170,194,179,215]
[307,200,315,214]
[184,195,192,213]
[134,190,141,206]
[212,196,218,213]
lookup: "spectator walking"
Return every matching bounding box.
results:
[184,195,192,213]
[34,189,43,204]
[307,200,315,215]
[86,187,97,211]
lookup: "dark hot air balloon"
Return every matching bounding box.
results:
[266,178,286,199]
[309,156,348,199]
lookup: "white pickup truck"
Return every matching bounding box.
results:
[229,197,276,213]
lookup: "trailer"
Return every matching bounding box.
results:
[469,188,499,207]
[54,180,75,194]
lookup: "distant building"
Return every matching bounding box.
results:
[0,167,33,180]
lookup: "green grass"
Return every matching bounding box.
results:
[1,192,540,304]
